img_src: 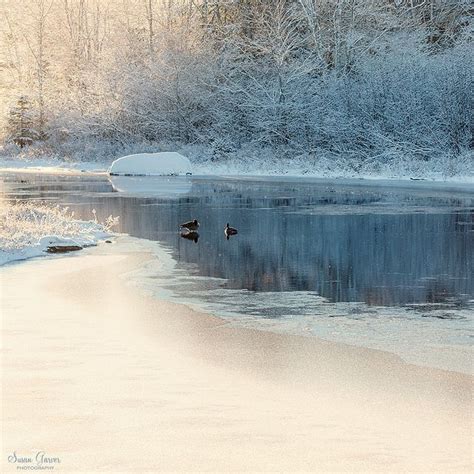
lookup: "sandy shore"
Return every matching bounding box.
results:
[1,239,472,472]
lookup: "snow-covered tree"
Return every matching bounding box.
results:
[0,0,471,175]
[7,95,39,148]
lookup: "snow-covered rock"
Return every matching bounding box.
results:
[38,235,90,253]
[0,235,100,266]
[109,152,192,176]
[38,235,84,247]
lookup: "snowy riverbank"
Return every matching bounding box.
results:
[0,153,473,184]
[0,200,118,266]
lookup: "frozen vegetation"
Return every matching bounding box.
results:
[0,200,119,265]
[0,1,472,179]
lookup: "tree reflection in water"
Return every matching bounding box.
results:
[8,174,473,308]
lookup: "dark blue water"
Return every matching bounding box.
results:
[3,173,473,309]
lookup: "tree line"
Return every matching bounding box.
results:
[0,0,472,173]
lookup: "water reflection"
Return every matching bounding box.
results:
[3,173,473,308]
[109,175,192,197]
[180,230,199,243]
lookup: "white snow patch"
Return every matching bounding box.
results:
[109,152,192,176]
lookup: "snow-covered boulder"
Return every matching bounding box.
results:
[38,235,90,253]
[109,152,192,176]
[38,236,83,248]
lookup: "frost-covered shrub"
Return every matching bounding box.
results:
[0,200,119,251]
[1,1,471,178]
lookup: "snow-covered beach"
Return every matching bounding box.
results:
[2,237,472,472]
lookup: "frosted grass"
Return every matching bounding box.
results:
[0,200,119,265]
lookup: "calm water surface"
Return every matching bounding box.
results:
[2,172,473,371]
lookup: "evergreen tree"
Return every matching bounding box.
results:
[7,96,39,148]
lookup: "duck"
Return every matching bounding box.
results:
[180,230,199,243]
[224,223,238,240]
[180,219,199,231]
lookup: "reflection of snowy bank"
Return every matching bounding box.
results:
[109,175,192,197]
[126,237,474,375]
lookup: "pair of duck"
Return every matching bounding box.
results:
[180,219,238,240]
